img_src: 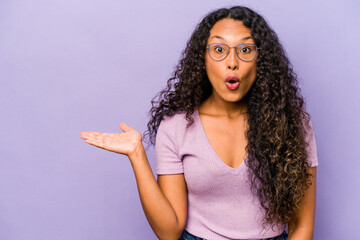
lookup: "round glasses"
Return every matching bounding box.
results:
[206,43,259,62]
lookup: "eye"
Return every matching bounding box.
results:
[240,46,252,54]
[214,45,225,53]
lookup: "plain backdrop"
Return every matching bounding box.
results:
[0,0,359,239]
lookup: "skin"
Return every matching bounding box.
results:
[288,167,317,240]
[80,18,316,240]
[204,18,257,115]
[81,124,187,240]
[199,18,257,169]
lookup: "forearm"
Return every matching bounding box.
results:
[128,145,183,240]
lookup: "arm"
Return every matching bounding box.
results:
[129,145,187,239]
[80,123,187,240]
[288,167,317,240]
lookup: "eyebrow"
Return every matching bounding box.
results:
[210,35,253,41]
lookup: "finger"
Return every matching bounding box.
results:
[84,135,98,143]
[86,133,106,143]
[80,132,88,139]
[80,132,93,139]
[85,131,103,136]
[120,123,132,133]
[80,131,100,139]
[85,135,106,146]
[85,139,105,149]
[81,131,108,140]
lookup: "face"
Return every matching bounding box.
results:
[205,18,257,104]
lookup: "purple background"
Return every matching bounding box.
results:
[0,0,359,239]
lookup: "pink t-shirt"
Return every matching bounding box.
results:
[155,108,319,240]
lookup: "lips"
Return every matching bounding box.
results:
[225,76,240,90]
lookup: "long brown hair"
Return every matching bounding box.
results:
[145,6,313,227]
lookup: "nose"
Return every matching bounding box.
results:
[226,47,239,70]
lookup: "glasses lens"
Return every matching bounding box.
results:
[208,44,229,61]
[236,44,257,61]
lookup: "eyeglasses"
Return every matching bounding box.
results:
[206,43,259,62]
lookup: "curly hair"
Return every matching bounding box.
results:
[145,6,313,227]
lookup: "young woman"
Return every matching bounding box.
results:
[80,6,318,240]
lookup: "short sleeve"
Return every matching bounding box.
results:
[155,116,184,175]
[304,119,319,167]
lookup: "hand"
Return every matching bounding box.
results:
[80,123,143,157]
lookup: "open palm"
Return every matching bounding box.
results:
[80,123,142,156]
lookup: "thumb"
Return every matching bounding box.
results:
[119,123,133,132]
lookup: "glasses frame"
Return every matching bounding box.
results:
[206,43,259,62]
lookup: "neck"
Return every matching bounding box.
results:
[200,94,249,119]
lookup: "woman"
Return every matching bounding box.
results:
[80,6,318,240]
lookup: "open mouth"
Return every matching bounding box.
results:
[228,80,237,84]
[225,77,240,90]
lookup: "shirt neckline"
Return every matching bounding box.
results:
[194,108,248,175]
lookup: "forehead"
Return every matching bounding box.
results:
[208,18,252,42]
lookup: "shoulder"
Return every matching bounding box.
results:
[156,110,198,146]
[300,113,316,144]
[158,111,193,131]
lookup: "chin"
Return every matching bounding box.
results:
[224,95,244,103]
[227,91,244,100]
